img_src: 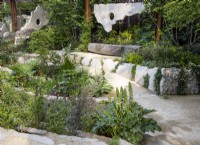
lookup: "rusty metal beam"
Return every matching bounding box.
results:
[155,13,162,42]
[0,0,3,5]
[85,0,91,24]
[10,0,18,32]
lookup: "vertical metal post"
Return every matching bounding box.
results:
[155,13,162,42]
[0,0,3,5]
[85,0,91,24]
[10,0,17,32]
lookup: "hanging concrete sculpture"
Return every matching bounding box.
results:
[15,5,48,44]
[20,5,48,31]
[94,3,144,32]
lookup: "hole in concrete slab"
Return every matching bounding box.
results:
[110,13,114,20]
[36,19,40,25]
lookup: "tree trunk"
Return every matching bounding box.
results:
[10,0,17,32]
[0,0,3,5]
[85,0,91,24]
[155,13,162,42]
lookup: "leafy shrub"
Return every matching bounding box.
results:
[94,25,139,45]
[143,74,150,88]
[140,42,200,68]
[78,22,91,52]
[53,69,112,98]
[154,68,162,95]
[92,87,161,144]
[30,96,45,128]
[53,69,93,97]
[94,72,113,97]
[190,64,200,93]
[45,100,72,134]
[0,71,33,129]
[123,53,143,65]
[177,68,186,95]
[117,30,133,45]
[109,136,120,145]
[9,62,35,87]
[28,27,55,53]
[0,41,16,66]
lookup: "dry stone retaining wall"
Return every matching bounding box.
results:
[12,52,199,95]
[71,53,199,95]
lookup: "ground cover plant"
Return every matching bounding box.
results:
[92,87,161,145]
[1,0,200,144]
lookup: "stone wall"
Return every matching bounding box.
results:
[71,52,199,95]
[134,66,199,95]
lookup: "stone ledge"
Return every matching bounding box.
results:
[88,43,141,56]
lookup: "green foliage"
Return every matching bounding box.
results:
[112,63,120,73]
[9,62,35,87]
[92,87,161,144]
[41,0,84,47]
[28,27,55,53]
[78,23,91,52]
[45,100,71,134]
[163,1,200,30]
[0,86,26,129]
[53,69,112,98]
[140,42,200,68]
[94,25,140,45]
[143,74,150,89]
[30,96,45,128]
[123,53,143,65]
[0,3,10,20]
[144,0,200,46]
[0,41,17,66]
[189,64,200,93]
[131,65,136,80]
[94,70,113,97]
[0,71,34,129]
[53,69,90,97]
[117,30,133,45]
[128,82,133,102]
[154,68,162,95]
[109,136,120,145]
[177,68,186,95]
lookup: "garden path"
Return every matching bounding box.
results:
[0,52,199,145]
[76,52,200,145]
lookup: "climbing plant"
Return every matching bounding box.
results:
[154,68,162,95]
[177,68,186,95]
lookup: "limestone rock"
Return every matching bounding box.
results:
[135,65,149,85]
[116,63,134,80]
[88,43,121,56]
[88,43,141,57]
[16,53,38,64]
[0,66,13,75]
[184,69,199,95]
[160,68,180,95]
[81,57,92,66]
[90,58,103,71]
[148,67,158,93]
[3,32,11,39]
[122,45,141,54]
[18,126,47,135]
[103,59,119,72]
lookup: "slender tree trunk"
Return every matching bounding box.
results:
[155,13,162,42]
[10,0,17,32]
[85,0,91,24]
[0,0,3,5]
